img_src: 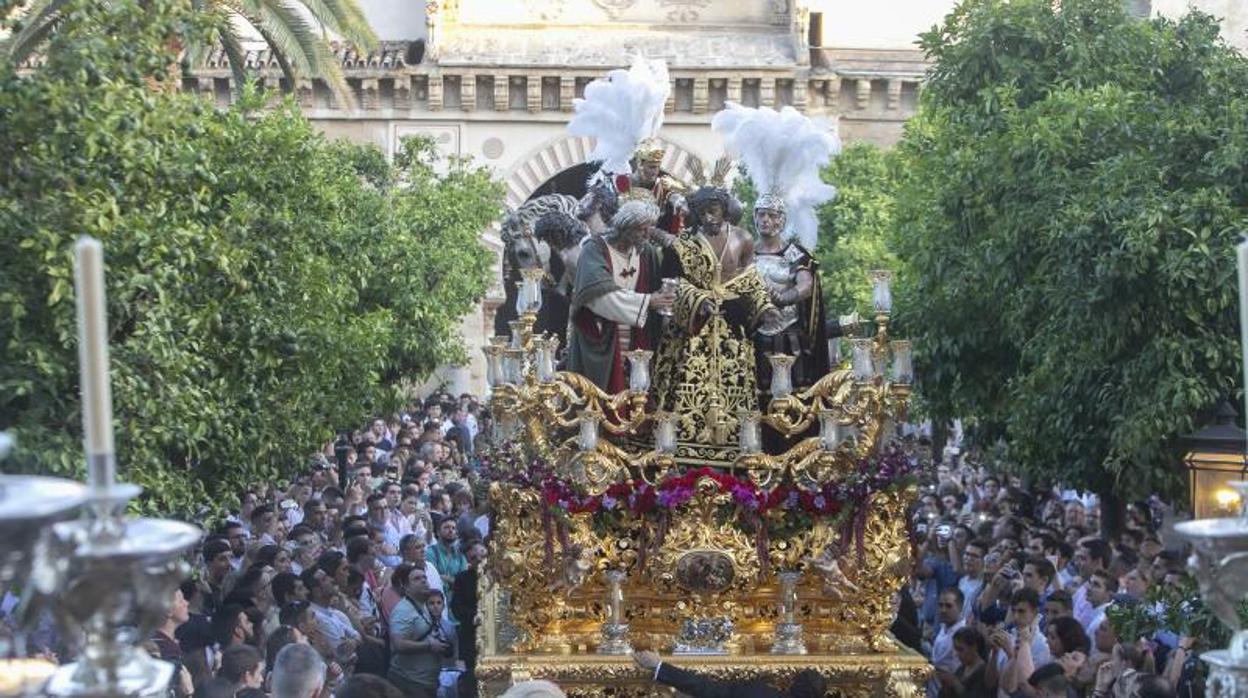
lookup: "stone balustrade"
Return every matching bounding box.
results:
[181,41,929,122]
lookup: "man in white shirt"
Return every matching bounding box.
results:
[251,504,281,547]
[929,588,967,697]
[302,567,360,662]
[988,588,1050,698]
[1083,570,1116,637]
[1071,538,1111,628]
[957,540,988,622]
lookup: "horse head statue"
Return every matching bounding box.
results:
[495,194,581,339]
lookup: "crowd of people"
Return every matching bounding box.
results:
[0,391,1210,698]
[902,443,1201,698]
[156,392,495,698]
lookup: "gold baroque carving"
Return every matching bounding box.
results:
[477,645,931,697]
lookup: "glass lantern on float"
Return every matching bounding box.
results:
[890,341,913,384]
[870,270,893,316]
[851,339,874,381]
[818,409,844,452]
[578,410,601,452]
[534,336,558,384]
[738,410,763,455]
[654,412,678,455]
[624,350,653,394]
[768,354,795,400]
[516,268,544,316]
[1181,401,1248,519]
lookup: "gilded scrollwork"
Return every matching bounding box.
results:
[482,273,916,688]
[487,476,918,658]
[477,646,931,697]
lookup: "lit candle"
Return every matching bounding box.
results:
[654,412,677,454]
[625,350,653,393]
[768,354,795,400]
[74,237,115,492]
[1239,238,1248,445]
[579,412,600,451]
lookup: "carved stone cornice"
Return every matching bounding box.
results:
[178,41,929,122]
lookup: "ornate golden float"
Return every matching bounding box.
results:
[476,269,928,696]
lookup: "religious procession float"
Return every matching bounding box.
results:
[474,57,928,697]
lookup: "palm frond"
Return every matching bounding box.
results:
[252,24,297,86]
[0,0,71,66]
[216,17,252,97]
[240,0,354,108]
[296,0,376,51]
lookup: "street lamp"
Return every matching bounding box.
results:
[1181,401,1248,519]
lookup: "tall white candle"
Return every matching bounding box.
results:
[74,237,115,492]
[1239,239,1248,438]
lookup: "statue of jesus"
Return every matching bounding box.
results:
[653,186,783,452]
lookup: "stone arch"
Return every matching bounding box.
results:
[502,134,703,209]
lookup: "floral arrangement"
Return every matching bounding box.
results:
[479,445,918,569]
[1107,576,1245,652]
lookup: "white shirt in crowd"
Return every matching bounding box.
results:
[1085,601,1111,637]
[425,561,443,592]
[311,602,360,651]
[1072,582,1093,628]
[927,618,966,697]
[995,623,1050,698]
[958,576,984,622]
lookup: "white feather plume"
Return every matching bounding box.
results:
[711,102,841,250]
[568,56,670,177]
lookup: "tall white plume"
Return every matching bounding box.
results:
[567,56,670,177]
[711,102,841,250]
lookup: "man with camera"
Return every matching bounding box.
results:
[914,511,960,629]
[389,568,446,698]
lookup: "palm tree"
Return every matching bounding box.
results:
[1,0,378,105]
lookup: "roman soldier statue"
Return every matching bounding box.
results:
[712,102,858,397]
[568,57,688,236]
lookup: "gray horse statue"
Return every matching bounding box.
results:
[494,194,590,354]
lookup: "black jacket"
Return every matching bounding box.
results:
[656,662,785,698]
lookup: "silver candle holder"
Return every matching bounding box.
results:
[598,569,631,655]
[0,472,88,678]
[770,570,806,655]
[38,481,202,698]
[1174,480,1248,697]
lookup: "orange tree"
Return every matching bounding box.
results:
[894,0,1248,514]
[0,0,501,516]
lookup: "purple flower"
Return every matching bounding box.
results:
[813,495,827,511]
[602,495,619,511]
[658,485,694,509]
[731,484,760,510]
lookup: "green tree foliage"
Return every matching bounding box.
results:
[1,0,377,105]
[733,143,900,317]
[0,0,501,516]
[814,143,901,318]
[894,0,1248,497]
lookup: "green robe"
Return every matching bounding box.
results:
[566,236,662,392]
